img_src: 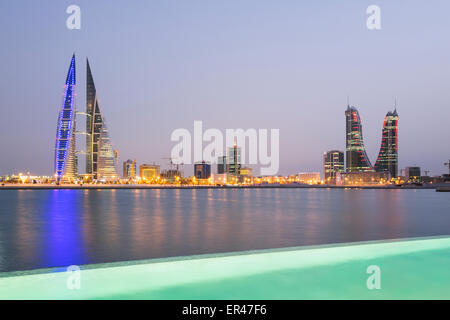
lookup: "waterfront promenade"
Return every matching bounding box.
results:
[0,183,444,190]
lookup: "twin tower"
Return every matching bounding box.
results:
[345,105,399,177]
[54,54,118,182]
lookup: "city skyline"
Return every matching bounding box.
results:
[1,1,449,176]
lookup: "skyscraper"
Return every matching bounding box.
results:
[227,143,241,176]
[217,156,227,174]
[374,109,399,178]
[85,58,118,180]
[97,121,118,181]
[345,105,373,172]
[323,150,344,183]
[54,54,77,182]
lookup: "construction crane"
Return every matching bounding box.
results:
[161,157,174,171]
[445,159,450,175]
[161,157,184,178]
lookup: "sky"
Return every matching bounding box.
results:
[0,0,449,176]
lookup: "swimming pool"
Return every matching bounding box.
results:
[1,236,449,299]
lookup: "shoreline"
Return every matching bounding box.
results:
[0,183,443,190]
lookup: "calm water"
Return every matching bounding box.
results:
[0,188,449,272]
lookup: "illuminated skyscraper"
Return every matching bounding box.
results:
[97,121,118,181]
[54,54,77,181]
[227,143,241,176]
[217,156,227,174]
[85,58,118,180]
[374,109,399,177]
[345,105,373,172]
[323,150,344,183]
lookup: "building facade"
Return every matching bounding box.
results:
[240,167,253,177]
[194,161,211,179]
[323,150,344,184]
[123,159,137,179]
[227,144,241,176]
[139,164,160,181]
[374,109,399,178]
[345,105,374,172]
[296,172,321,184]
[217,156,227,174]
[336,171,390,186]
[54,54,77,182]
[405,167,421,180]
[85,59,118,181]
[211,173,228,185]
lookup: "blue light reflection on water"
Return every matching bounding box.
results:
[43,190,85,268]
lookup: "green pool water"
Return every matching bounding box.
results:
[1,236,449,299]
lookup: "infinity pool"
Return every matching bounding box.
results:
[1,236,449,299]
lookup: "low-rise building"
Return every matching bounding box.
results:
[336,171,390,186]
[123,159,137,179]
[295,172,321,184]
[139,164,160,181]
[194,161,211,179]
[211,173,228,185]
[405,167,421,181]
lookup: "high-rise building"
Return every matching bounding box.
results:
[123,159,137,179]
[374,109,399,178]
[97,122,118,181]
[227,143,241,176]
[345,105,373,172]
[139,164,160,181]
[54,54,77,182]
[85,58,118,180]
[194,161,211,179]
[323,150,344,183]
[217,156,227,174]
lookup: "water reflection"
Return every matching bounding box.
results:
[44,190,85,267]
[0,189,449,272]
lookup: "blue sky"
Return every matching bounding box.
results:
[0,0,449,176]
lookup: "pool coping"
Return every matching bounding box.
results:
[1,235,449,279]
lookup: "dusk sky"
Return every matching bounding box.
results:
[0,0,449,176]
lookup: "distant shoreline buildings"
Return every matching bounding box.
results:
[323,104,399,186]
[2,54,445,186]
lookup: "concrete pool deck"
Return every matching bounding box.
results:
[1,236,449,299]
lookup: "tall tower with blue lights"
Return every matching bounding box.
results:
[54,54,77,182]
